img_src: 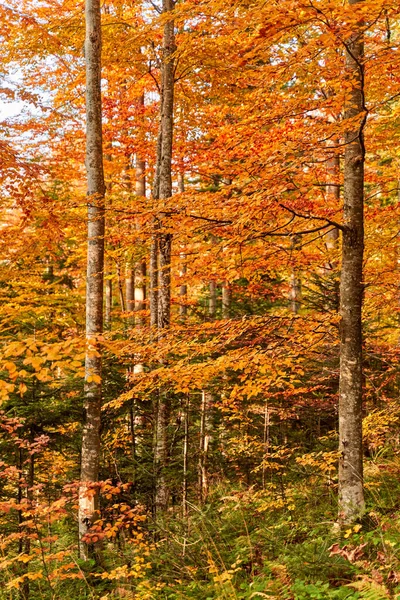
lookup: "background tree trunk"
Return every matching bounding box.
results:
[153,0,176,514]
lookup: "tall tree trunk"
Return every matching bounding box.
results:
[289,234,302,314]
[338,0,365,523]
[154,0,176,514]
[198,390,214,503]
[182,395,189,518]
[134,102,147,329]
[178,172,187,319]
[79,0,105,559]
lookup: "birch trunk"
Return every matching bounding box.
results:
[338,0,365,523]
[79,0,105,559]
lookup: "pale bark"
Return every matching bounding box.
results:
[79,0,105,559]
[134,260,146,327]
[105,263,112,329]
[198,390,214,503]
[222,281,231,319]
[338,0,365,523]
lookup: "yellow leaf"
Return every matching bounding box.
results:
[344,529,352,539]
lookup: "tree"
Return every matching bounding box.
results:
[338,0,366,524]
[79,0,106,559]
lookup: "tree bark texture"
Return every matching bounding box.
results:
[289,234,302,315]
[79,0,105,559]
[338,0,365,523]
[153,0,176,514]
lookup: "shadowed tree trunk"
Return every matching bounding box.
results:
[338,0,366,524]
[79,0,105,560]
[289,234,302,314]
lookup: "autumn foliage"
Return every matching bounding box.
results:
[1,0,400,597]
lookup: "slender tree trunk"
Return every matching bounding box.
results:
[209,281,216,319]
[222,281,231,318]
[324,145,340,311]
[79,0,105,559]
[105,263,112,329]
[153,0,176,514]
[134,104,147,329]
[178,172,187,319]
[126,265,135,325]
[134,260,146,328]
[325,152,340,260]
[262,401,270,490]
[182,395,189,518]
[179,253,187,318]
[150,235,159,328]
[117,261,126,313]
[338,0,365,523]
[289,234,302,314]
[198,390,214,503]
[129,402,137,488]
[134,159,147,371]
